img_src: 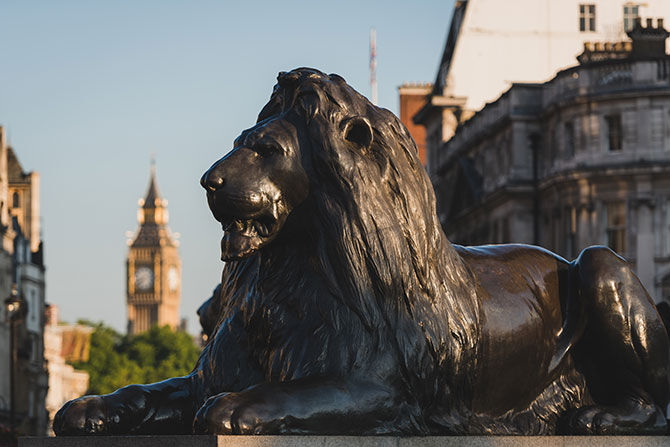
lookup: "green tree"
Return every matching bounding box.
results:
[71,322,200,395]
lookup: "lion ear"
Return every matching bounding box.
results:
[342,116,373,151]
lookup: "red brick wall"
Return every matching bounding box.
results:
[398,84,431,166]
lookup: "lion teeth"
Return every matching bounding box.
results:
[254,221,268,237]
[222,219,246,233]
[223,219,269,237]
[238,220,254,236]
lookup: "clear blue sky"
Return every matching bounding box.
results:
[1,0,454,334]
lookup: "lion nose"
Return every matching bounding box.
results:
[200,170,225,192]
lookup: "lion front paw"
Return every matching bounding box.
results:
[564,401,667,435]
[193,392,283,435]
[53,396,110,436]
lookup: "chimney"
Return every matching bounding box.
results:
[45,303,59,327]
[627,17,670,59]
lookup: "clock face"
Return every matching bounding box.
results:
[168,266,179,291]
[134,266,154,291]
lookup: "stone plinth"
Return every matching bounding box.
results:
[18,436,670,447]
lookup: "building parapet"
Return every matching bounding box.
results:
[437,85,543,172]
[438,55,670,177]
[543,58,670,109]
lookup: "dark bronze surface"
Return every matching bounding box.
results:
[54,68,669,436]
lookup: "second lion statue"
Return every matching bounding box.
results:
[55,68,669,436]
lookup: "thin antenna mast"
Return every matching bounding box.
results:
[370,28,378,105]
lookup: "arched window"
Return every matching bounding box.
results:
[12,192,19,208]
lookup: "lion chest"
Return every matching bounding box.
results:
[242,290,388,383]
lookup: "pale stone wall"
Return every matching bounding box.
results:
[445,0,670,113]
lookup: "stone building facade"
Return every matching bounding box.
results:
[416,0,670,177]
[430,21,670,303]
[43,304,90,435]
[0,126,48,435]
[126,166,181,335]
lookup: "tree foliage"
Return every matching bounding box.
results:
[71,322,200,395]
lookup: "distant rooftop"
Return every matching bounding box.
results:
[578,17,669,64]
[398,82,432,90]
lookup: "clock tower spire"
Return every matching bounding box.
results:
[126,162,182,335]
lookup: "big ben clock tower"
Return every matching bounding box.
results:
[126,163,181,335]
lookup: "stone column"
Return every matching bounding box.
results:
[633,197,655,297]
[576,204,592,252]
[574,178,596,251]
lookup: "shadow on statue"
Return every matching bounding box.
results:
[54,68,669,436]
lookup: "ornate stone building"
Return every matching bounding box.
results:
[430,20,670,304]
[416,0,670,178]
[0,126,48,435]
[126,166,181,335]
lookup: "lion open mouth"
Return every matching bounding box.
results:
[219,215,279,261]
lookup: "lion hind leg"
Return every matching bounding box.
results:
[566,246,670,434]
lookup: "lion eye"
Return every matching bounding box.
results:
[255,143,280,158]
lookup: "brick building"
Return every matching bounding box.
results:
[398,83,432,166]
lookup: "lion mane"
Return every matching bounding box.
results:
[203,68,483,431]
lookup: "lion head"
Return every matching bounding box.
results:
[202,68,479,383]
[201,106,309,261]
[201,68,435,262]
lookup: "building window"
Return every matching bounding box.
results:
[12,191,19,208]
[606,202,626,254]
[502,218,510,243]
[30,289,36,324]
[550,128,558,165]
[662,274,670,301]
[580,4,596,32]
[32,333,39,363]
[623,4,639,32]
[565,207,577,259]
[28,390,34,418]
[605,114,623,151]
[564,121,575,158]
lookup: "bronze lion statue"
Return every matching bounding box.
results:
[55,68,669,436]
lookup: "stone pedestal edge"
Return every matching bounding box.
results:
[18,435,670,447]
